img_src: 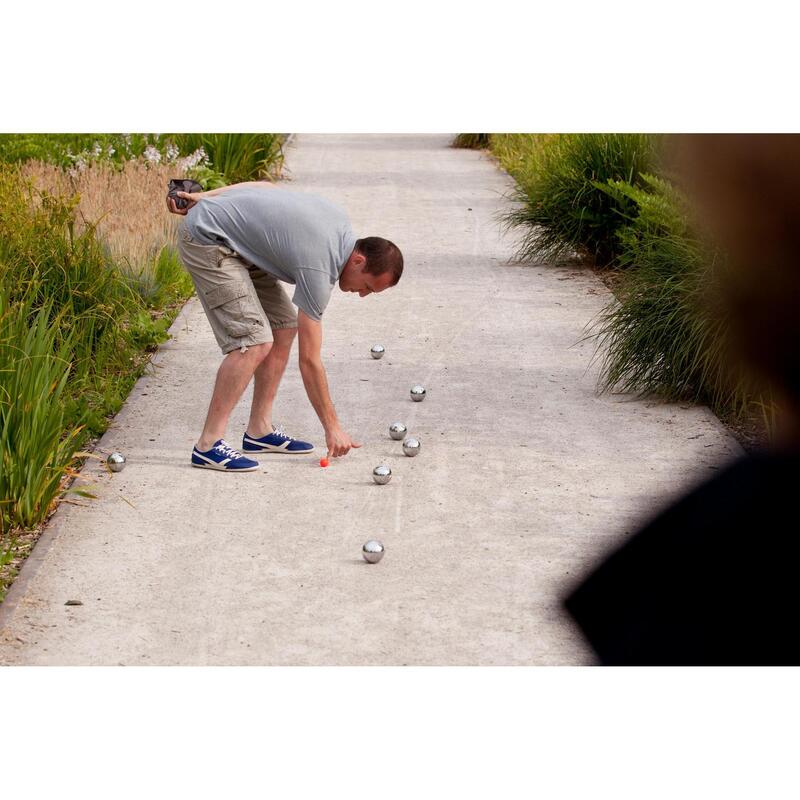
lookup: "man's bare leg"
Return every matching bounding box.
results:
[197,342,272,451]
[246,327,297,437]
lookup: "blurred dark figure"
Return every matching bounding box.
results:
[565,135,800,665]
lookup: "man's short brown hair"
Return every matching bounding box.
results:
[355,237,403,286]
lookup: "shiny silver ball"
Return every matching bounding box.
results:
[372,465,392,485]
[389,421,407,440]
[410,385,426,402]
[362,539,385,563]
[370,344,385,359]
[107,452,126,472]
[402,437,421,457]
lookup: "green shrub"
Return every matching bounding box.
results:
[590,174,759,420]
[501,133,658,267]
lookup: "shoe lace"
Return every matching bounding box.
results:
[214,440,245,460]
[272,423,294,441]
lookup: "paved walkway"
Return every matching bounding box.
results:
[0,135,742,665]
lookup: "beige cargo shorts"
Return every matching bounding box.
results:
[177,223,297,355]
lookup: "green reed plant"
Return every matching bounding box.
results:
[170,133,284,183]
[501,134,659,267]
[0,290,84,535]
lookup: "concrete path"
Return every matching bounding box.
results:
[0,134,742,665]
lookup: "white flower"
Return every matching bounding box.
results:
[92,141,103,158]
[106,144,116,157]
[143,145,162,164]
[165,143,180,163]
[177,147,209,171]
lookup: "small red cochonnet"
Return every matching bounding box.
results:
[319,458,329,468]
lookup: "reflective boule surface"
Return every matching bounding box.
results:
[389,422,407,440]
[362,539,385,563]
[402,437,421,457]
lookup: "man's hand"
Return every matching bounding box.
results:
[166,190,203,216]
[325,425,362,459]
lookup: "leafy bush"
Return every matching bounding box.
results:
[501,133,658,267]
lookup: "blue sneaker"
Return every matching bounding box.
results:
[191,439,260,472]
[242,424,314,454]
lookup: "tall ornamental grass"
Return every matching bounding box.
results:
[590,174,762,421]
[452,133,490,149]
[21,158,190,296]
[490,134,553,186]
[500,133,658,267]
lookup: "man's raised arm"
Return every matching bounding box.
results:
[166,181,276,215]
[297,310,362,459]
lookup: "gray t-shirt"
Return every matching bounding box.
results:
[184,186,357,320]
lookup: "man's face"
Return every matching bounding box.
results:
[339,263,394,297]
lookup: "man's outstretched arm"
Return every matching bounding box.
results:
[297,310,362,459]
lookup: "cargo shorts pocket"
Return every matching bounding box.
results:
[205,281,265,339]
